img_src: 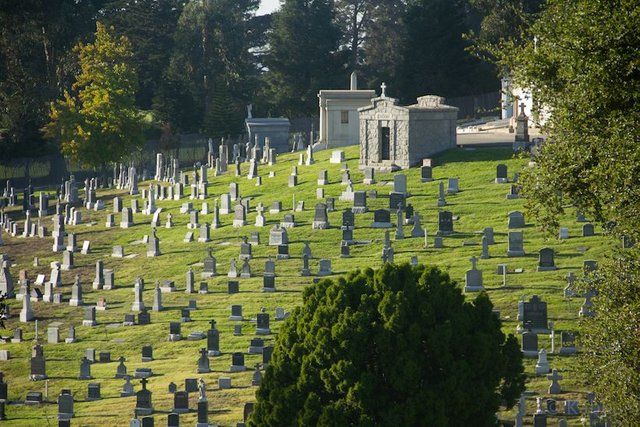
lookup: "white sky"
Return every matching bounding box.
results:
[257,0,280,15]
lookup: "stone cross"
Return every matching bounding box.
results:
[380,82,387,97]
[209,319,217,329]
[140,377,148,390]
[519,102,526,116]
[547,368,563,394]
[470,256,478,270]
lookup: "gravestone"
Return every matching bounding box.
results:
[256,312,271,335]
[521,330,538,358]
[69,275,83,306]
[248,338,264,354]
[507,231,525,257]
[228,280,239,294]
[228,259,238,278]
[120,207,134,228]
[535,348,550,375]
[233,204,247,227]
[269,225,288,246]
[92,260,105,290]
[269,201,282,214]
[173,391,189,414]
[57,390,74,420]
[317,259,332,276]
[197,223,210,243]
[559,331,577,355]
[537,248,556,271]
[240,259,252,278]
[388,192,405,211]
[142,346,153,362]
[437,181,446,207]
[78,357,92,380]
[447,177,459,194]
[239,237,252,260]
[135,378,154,416]
[548,368,563,394]
[230,352,246,372]
[495,164,508,183]
[48,327,60,344]
[207,320,221,356]
[558,227,569,239]
[312,204,329,229]
[169,322,182,341]
[87,383,101,401]
[507,211,525,229]
[202,248,217,278]
[520,295,550,333]
[506,185,520,199]
[83,306,97,326]
[197,348,211,373]
[483,226,495,245]
[582,223,594,237]
[437,211,453,235]
[421,166,433,182]
[371,209,392,228]
[185,267,195,293]
[464,257,484,292]
[353,191,367,214]
[317,170,329,186]
[263,274,276,292]
[480,235,490,259]
[138,309,151,325]
[280,213,295,228]
[116,356,128,377]
[230,305,243,321]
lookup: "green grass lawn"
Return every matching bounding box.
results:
[0,145,614,426]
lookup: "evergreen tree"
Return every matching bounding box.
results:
[0,0,105,158]
[397,0,496,103]
[100,0,183,109]
[44,22,145,168]
[361,0,407,87]
[203,77,244,138]
[249,264,524,426]
[167,0,260,131]
[502,1,640,421]
[262,0,341,117]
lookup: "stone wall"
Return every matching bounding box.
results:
[407,109,457,166]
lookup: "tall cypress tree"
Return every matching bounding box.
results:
[397,0,496,103]
[261,0,341,118]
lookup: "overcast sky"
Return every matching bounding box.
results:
[258,0,280,15]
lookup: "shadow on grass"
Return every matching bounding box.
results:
[433,147,515,165]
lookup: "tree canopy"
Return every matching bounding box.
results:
[249,263,524,426]
[44,22,145,168]
[1,1,533,159]
[502,0,640,422]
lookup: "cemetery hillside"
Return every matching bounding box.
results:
[0,145,620,426]
[1,0,639,426]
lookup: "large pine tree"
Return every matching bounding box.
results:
[249,263,524,426]
[261,0,341,118]
[397,0,496,103]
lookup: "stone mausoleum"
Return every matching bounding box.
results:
[358,86,458,171]
[245,105,290,153]
[318,72,376,148]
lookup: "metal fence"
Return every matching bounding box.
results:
[1,119,321,191]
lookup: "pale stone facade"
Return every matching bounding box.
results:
[359,93,458,171]
[318,73,376,148]
[245,118,290,153]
